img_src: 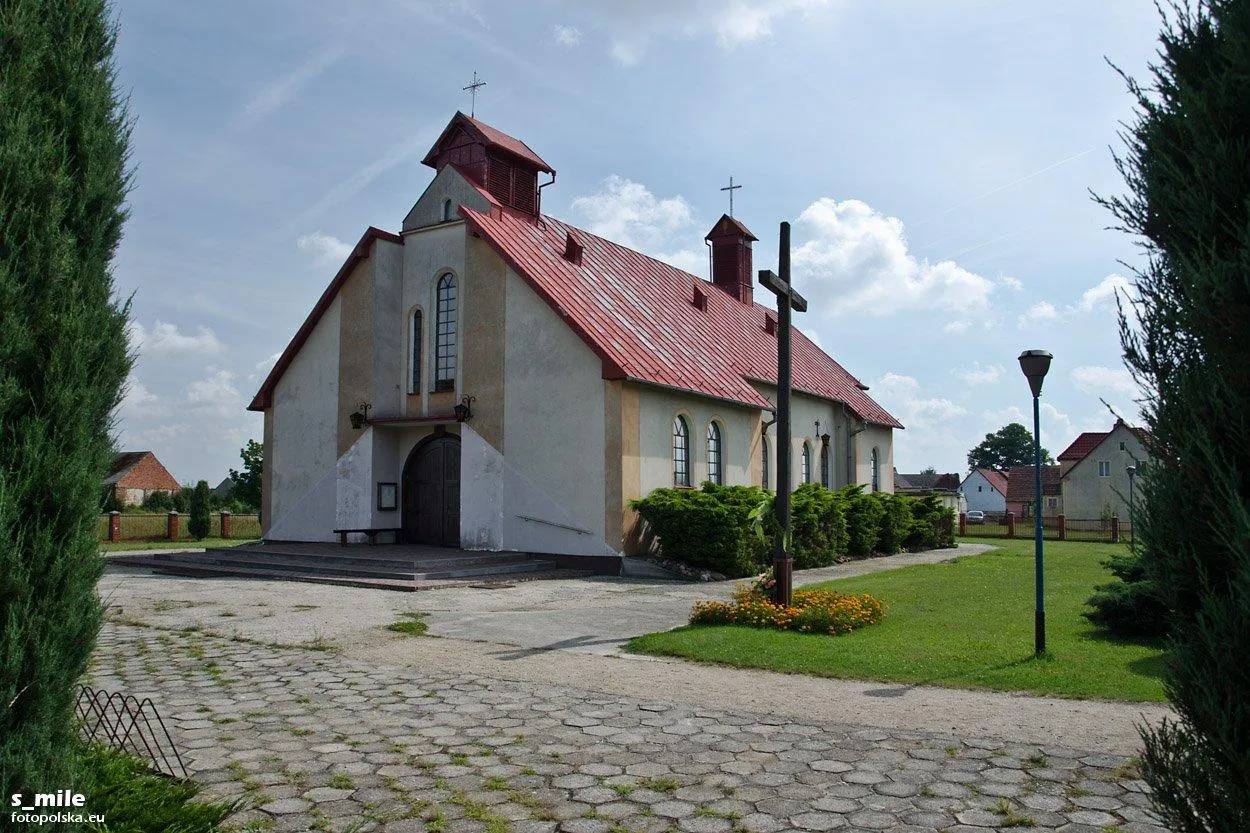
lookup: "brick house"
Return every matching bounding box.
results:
[103,451,181,506]
[1005,464,1062,518]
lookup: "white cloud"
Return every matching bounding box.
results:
[593,0,831,65]
[873,372,967,429]
[953,362,1004,385]
[297,231,353,265]
[982,405,1027,426]
[1016,301,1058,328]
[1072,273,1133,314]
[791,198,995,315]
[943,320,970,334]
[998,275,1023,291]
[569,175,705,274]
[117,376,162,420]
[131,321,225,356]
[186,369,244,418]
[553,24,583,45]
[1070,364,1139,397]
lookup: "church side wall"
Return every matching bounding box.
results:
[635,388,758,494]
[746,382,857,490]
[268,297,342,542]
[401,223,466,418]
[502,267,607,550]
[856,424,895,493]
[337,258,374,457]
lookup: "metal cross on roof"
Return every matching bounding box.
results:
[721,176,742,217]
[463,70,486,117]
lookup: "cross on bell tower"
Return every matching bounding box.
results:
[721,176,742,217]
[463,70,486,118]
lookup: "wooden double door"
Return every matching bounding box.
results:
[401,435,460,547]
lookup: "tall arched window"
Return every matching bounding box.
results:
[673,417,690,486]
[706,422,723,485]
[761,437,769,489]
[820,438,830,488]
[435,273,457,391]
[801,442,812,484]
[871,447,880,492]
[409,309,423,393]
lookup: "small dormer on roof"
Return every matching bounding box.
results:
[421,112,554,216]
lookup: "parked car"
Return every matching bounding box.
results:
[966,510,985,524]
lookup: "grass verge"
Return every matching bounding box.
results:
[99,538,259,553]
[79,742,239,831]
[626,539,1166,702]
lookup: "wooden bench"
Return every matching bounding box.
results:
[332,527,403,546]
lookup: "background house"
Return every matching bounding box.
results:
[1006,464,1062,518]
[1058,419,1149,519]
[103,451,181,506]
[893,471,963,512]
[960,467,1008,515]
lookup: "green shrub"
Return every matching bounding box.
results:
[905,495,956,551]
[790,483,848,568]
[875,493,911,555]
[842,486,883,557]
[80,742,238,831]
[188,480,211,540]
[1084,551,1167,638]
[631,485,766,577]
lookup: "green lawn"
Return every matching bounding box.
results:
[627,539,1167,702]
[99,538,259,553]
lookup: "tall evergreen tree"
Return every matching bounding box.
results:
[0,0,132,804]
[188,480,211,541]
[1097,1,1250,826]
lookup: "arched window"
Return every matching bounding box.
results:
[673,417,690,486]
[409,309,423,393]
[435,273,457,391]
[761,437,769,489]
[871,447,880,492]
[442,198,454,221]
[820,438,830,488]
[801,442,812,484]
[706,422,723,485]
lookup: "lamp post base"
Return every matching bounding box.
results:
[772,557,793,607]
[1035,611,1046,656]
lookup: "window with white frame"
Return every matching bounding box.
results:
[801,442,812,484]
[1098,460,1111,477]
[435,273,457,391]
[706,422,723,485]
[673,416,690,486]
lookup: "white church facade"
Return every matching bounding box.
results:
[249,112,901,558]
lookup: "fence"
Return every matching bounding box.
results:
[98,512,261,543]
[958,512,1132,543]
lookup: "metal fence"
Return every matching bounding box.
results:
[98,512,261,542]
[960,513,1131,543]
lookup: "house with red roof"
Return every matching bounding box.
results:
[249,112,901,555]
[1005,464,1063,518]
[103,451,181,506]
[1057,418,1150,520]
[959,467,1009,515]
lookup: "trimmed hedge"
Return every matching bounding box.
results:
[631,483,956,577]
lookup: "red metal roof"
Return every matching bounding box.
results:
[421,112,554,174]
[461,206,902,427]
[1006,464,1062,502]
[1057,431,1110,462]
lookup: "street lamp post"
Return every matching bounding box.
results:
[1126,465,1136,548]
[1018,349,1052,657]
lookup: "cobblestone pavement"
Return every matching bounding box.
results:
[90,622,1168,833]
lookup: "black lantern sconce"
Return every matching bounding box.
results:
[454,395,475,423]
[349,401,371,430]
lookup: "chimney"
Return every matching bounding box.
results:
[705,214,758,305]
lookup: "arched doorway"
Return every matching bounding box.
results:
[402,434,460,546]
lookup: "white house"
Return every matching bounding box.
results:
[248,111,901,558]
[960,467,1008,515]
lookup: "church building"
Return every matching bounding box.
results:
[248,111,901,558]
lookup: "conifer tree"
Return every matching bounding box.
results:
[0,0,132,802]
[188,480,211,540]
[1097,1,1250,826]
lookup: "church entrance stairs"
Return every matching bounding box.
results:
[109,542,601,591]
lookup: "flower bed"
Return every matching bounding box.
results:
[690,576,885,636]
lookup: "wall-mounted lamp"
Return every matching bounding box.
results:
[454,395,475,423]
[348,401,371,430]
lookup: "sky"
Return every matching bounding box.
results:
[109,0,1164,484]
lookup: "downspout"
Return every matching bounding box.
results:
[537,171,557,226]
[844,404,867,487]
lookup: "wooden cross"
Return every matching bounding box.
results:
[721,176,742,217]
[463,71,486,117]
